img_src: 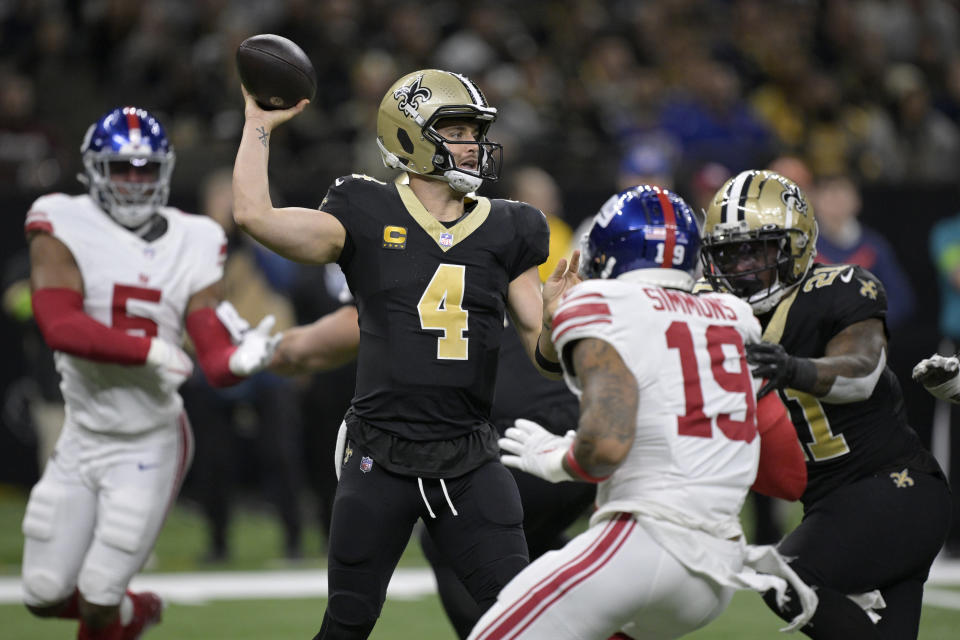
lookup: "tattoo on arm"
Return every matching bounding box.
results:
[257,126,268,148]
[571,338,638,476]
[812,318,886,393]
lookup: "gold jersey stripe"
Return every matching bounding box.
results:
[395,182,490,252]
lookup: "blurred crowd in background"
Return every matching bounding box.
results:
[4,0,960,198]
[3,0,960,561]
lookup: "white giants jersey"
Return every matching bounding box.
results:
[25,194,226,434]
[553,275,763,538]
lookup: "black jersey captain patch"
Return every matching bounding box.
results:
[383,225,407,249]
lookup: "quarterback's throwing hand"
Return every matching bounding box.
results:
[542,249,582,328]
[912,353,960,403]
[499,418,574,483]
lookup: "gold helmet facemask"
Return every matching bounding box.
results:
[376,69,502,193]
[700,170,818,314]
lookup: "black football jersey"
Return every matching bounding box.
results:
[751,263,940,506]
[321,174,549,443]
[489,316,579,435]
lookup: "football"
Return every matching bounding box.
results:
[236,34,317,110]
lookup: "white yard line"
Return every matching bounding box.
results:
[0,569,436,605]
[930,556,960,586]
[924,588,960,610]
[0,560,958,609]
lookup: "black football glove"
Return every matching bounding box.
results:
[745,341,818,398]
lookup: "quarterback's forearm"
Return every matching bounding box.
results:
[508,268,562,379]
[232,118,276,235]
[232,122,343,264]
[533,330,562,379]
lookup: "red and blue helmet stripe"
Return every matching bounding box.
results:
[82,106,171,156]
[582,185,702,280]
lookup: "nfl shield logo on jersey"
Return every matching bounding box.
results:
[439,232,453,247]
[360,456,373,473]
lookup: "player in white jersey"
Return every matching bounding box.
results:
[468,185,816,640]
[20,106,279,640]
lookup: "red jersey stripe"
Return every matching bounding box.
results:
[564,291,605,303]
[554,317,612,342]
[472,518,619,640]
[474,513,635,640]
[554,302,611,328]
[25,220,54,235]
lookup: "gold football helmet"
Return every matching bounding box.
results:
[700,169,818,313]
[376,69,502,193]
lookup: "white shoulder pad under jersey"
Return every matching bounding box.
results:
[25,193,227,434]
[552,279,762,535]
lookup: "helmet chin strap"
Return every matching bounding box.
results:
[377,138,403,171]
[443,168,482,193]
[747,285,787,314]
[747,254,816,313]
[377,137,484,193]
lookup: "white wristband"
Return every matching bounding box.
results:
[928,375,960,403]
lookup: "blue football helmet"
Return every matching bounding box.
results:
[580,185,702,282]
[79,106,175,228]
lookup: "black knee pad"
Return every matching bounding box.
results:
[326,568,382,629]
[313,610,376,640]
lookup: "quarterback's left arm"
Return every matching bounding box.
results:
[747,318,887,402]
[184,282,280,387]
[507,251,581,380]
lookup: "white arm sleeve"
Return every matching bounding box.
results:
[821,347,886,404]
[925,374,960,403]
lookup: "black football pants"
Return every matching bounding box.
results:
[418,467,596,638]
[313,440,528,640]
[764,468,951,639]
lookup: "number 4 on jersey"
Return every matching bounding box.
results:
[418,264,469,360]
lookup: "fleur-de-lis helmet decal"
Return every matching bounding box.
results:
[376,69,503,193]
[699,170,819,314]
[393,75,432,123]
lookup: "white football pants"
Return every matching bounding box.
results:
[21,414,193,607]
[468,512,735,640]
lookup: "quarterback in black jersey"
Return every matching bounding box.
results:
[233,69,580,639]
[274,302,596,640]
[698,169,950,640]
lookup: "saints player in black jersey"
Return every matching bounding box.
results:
[698,169,950,639]
[274,295,595,640]
[233,69,581,639]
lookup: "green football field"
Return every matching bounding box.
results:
[3,591,956,639]
[0,486,957,639]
